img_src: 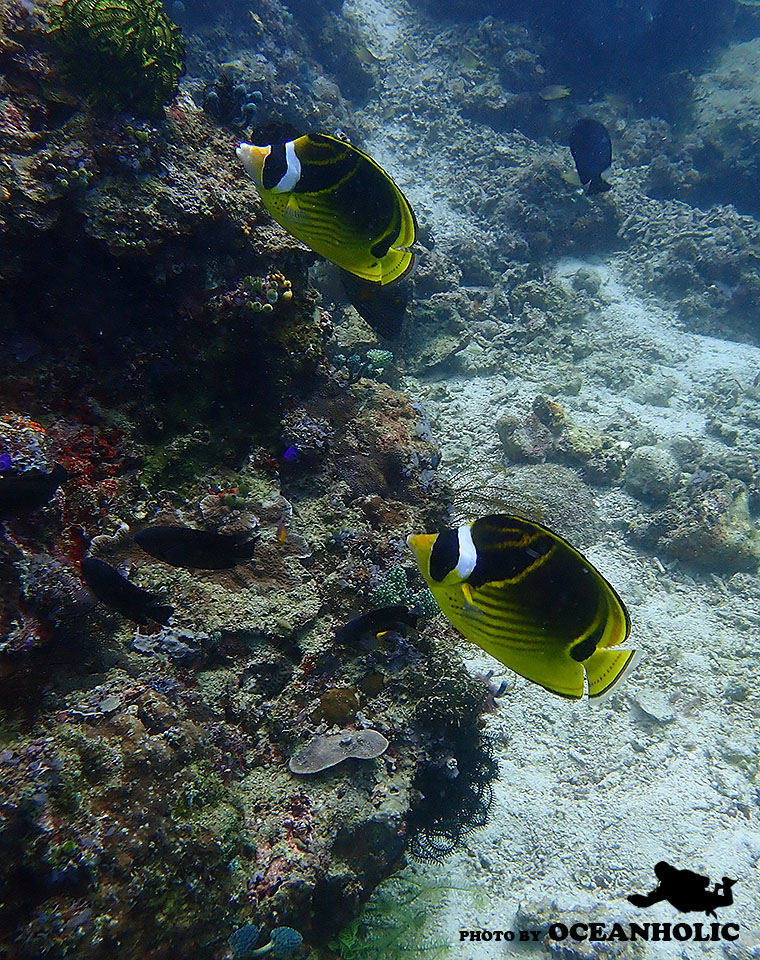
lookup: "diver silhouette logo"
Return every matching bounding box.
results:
[628,862,737,919]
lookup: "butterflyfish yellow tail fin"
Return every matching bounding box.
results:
[584,648,638,699]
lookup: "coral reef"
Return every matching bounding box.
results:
[9,0,760,952]
[0,5,498,956]
[617,194,760,343]
[631,474,760,571]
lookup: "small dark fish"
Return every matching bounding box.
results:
[340,269,410,339]
[0,463,69,516]
[569,118,612,195]
[81,556,174,626]
[249,121,303,146]
[334,604,420,646]
[134,524,259,569]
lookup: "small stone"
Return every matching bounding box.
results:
[623,444,681,502]
[572,267,601,295]
[632,687,675,723]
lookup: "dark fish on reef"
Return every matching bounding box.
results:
[237,133,417,286]
[134,525,259,569]
[334,604,421,646]
[340,268,410,339]
[569,118,612,195]
[407,514,635,699]
[248,121,303,146]
[0,463,69,516]
[81,556,174,626]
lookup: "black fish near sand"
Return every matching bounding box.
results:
[134,525,259,569]
[0,463,69,516]
[81,556,174,626]
[340,269,410,339]
[569,118,612,195]
[335,604,421,645]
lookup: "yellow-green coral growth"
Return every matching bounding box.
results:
[49,0,186,118]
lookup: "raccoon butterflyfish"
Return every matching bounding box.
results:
[237,133,417,286]
[407,514,635,700]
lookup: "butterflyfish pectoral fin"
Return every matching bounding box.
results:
[460,582,487,627]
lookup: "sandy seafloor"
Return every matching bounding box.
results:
[337,0,760,956]
[398,260,760,959]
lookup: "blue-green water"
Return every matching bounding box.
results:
[1,0,759,957]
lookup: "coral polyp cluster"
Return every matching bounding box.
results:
[48,0,186,117]
[239,272,294,317]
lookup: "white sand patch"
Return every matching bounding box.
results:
[344,0,411,58]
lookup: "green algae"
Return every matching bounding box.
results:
[139,432,221,492]
[173,759,228,816]
[369,563,438,618]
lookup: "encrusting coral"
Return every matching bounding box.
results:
[288,729,389,775]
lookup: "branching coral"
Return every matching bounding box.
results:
[48,0,186,117]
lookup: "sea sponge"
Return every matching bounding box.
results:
[316,687,359,726]
[49,0,186,117]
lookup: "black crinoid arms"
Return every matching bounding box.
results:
[48,0,186,117]
[407,734,499,862]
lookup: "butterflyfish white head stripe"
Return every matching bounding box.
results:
[273,140,302,193]
[455,524,477,580]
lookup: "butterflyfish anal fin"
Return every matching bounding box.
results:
[461,582,476,607]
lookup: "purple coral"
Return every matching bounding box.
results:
[280,408,333,462]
